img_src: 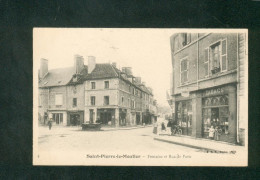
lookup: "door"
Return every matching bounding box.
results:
[90,109,94,123]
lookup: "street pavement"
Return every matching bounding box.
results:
[35,123,247,166]
[37,125,197,154]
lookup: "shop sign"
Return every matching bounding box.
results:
[203,87,224,96]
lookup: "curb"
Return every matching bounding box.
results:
[102,125,152,131]
[154,137,217,151]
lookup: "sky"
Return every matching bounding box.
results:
[34,28,175,106]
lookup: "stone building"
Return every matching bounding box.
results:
[38,55,158,127]
[38,55,87,126]
[83,57,157,127]
[168,32,247,145]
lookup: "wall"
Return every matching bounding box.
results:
[85,78,119,107]
[66,83,85,110]
[48,86,67,110]
[171,33,238,96]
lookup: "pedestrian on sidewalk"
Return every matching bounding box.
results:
[208,126,215,139]
[48,118,53,130]
[153,120,158,134]
[161,122,166,132]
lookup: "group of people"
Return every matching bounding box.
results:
[153,119,178,135]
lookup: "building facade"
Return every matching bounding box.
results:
[168,32,247,145]
[83,58,157,127]
[38,55,158,127]
[38,55,87,126]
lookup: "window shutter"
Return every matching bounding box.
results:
[221,39,227,71]
[204,48,209,76]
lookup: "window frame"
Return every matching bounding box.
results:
[91,81,96,90]
[104,80,109,89]
[90,96,96,106]
[55,94,63,106]
[73,98,77,107]
[180,57,189,84]
[121,96,124,105]
[104,96,109,105]
[207,38,228,75]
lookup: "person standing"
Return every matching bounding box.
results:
[153,120,158,134]
[48,118,52,130]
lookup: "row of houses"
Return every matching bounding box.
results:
[38,55,158,127]
[167,32,247,145]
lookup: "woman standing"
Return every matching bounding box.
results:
[153,120,158,134]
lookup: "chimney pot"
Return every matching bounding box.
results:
[40,58,48,79]
[74,54,84,74]
[88,56,96,74]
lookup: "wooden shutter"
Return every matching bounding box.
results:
[204,48,209,76]
[221,39,227,71]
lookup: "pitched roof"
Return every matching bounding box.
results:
[39,66,88,88]
[83,64,118,80]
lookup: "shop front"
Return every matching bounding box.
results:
[201,85,237,143]
[67,111,84,126]
[176,100,193,136]
[119,108,127,126]
[97,108,115,125]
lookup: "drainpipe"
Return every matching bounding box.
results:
[236,33,240,144]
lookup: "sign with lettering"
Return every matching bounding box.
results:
[203,87,224,96]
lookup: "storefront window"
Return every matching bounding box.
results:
[202,95,229,140]
[176,100,192,136]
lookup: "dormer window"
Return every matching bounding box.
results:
[73,74,77,82]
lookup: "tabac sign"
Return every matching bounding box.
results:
[203,87,224,97]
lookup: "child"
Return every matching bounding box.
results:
[208,126,215,139]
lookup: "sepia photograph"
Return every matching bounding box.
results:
[33,28,248,166]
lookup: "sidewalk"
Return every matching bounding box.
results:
[154,134,246,153]
[102,125,152,131]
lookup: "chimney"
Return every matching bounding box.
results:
[112,62,117,67]
[125,67,133,76]
[40,58,48,79]
[122,67,127,74]
[142,82,146,86]
[135,77,141,83]
[74,54,84,74]
[88,56,96,74]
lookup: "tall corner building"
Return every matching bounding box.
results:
[168,32,247,145]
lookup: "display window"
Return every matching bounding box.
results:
[202,95,229,141]
[176,100,192,136]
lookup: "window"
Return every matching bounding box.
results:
[55,94,63,106]
[129,86,131,93]
[128,98,130,107]
[132,88,135,95]
[210,42,221,74]
[104,96,109,105]
[91,82,96,89]
[180,58,188,84]
[207,39,227,75]
[121,97,124,105]
[104,81,109,89]
[39,94,42,106]
[73,98,77,107]
[53,113,63,124]
[91,96,95,105]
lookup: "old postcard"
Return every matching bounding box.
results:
[33,28,248,166]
